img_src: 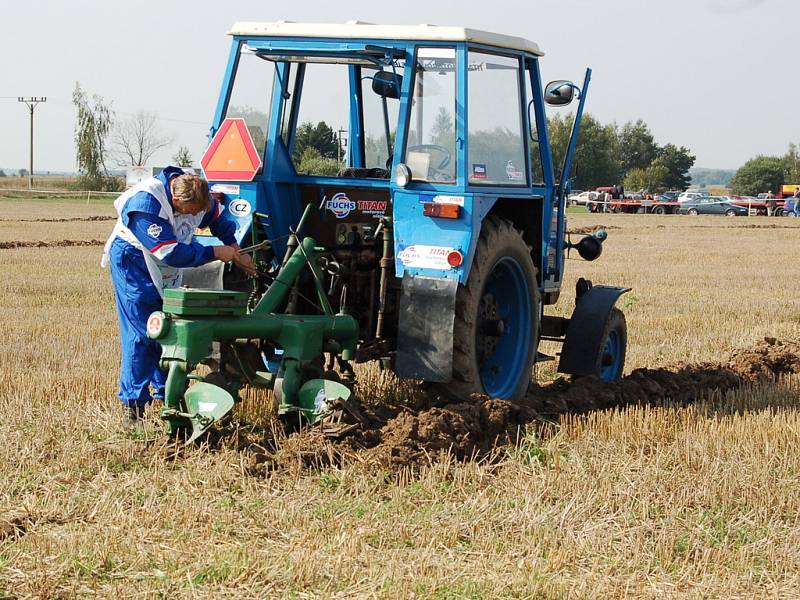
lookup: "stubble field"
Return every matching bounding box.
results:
[1,193,800,599]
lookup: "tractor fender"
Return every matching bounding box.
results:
[394,274,458,382]
[558,285,630,376]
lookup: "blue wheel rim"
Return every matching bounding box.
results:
[477,257,532,398]
[599,329,622,382]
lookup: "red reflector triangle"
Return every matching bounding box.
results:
[201,118,263,182]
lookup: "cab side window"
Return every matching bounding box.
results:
[467,51,527,185]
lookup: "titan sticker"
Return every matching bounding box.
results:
[325,192,387,219]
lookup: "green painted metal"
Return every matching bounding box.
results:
[162,288,249,316]
[295,378,353,424]
[182,382,235,443]
[149,229,359,439]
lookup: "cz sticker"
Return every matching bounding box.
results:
[228,199,252,218]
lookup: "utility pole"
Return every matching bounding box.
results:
[17,97,46,190]
[337,127,349,167]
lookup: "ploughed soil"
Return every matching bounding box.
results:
[567,224,619,235]
[231,337,800,474]
[0,240,104,249]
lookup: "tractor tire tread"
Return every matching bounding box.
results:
[437,216,539,402]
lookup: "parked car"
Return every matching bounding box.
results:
[677,191,705,203]
[656,191,680,202]
[569,190,598,205]
[676,197,749,216]
[783,198,799,217]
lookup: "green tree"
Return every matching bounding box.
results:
[296,147,341,176]
[615,119,659,173]
[623,164,670,193]
[784,143,800,183]
[72,82,115,191]
[650,144,695,190]
[18,168,28,178]
[430,107,454,148]
[0,170,6,177]
[172,145,193,167]
[730,155,786,195]
[550,113,622,189]
[293,121,338,162]
[365,130,396,169]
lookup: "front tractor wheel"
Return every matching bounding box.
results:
[596,308,627,382]
[444,216,539,401]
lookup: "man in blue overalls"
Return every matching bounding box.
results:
[102,167,254,427]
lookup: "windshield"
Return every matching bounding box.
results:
[230,46,407,179]
[404,48,457,184]
[223,45,275,161]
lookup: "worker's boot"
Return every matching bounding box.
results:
[123,405,146,429]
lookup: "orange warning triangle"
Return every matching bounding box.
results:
[201,118,262,182]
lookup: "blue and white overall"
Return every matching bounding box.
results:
[101,167,238,409]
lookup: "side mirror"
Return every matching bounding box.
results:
[372,71,402,99]
[545,80,576,106]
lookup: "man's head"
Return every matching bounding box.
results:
[170,174,210,216]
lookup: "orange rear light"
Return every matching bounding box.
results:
[422,202,460,219]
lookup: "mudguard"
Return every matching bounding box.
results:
[395,274,458,382]
[558,285,630,376]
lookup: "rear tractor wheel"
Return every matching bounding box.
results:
[443,216,539,401]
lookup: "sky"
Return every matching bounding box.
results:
[1,0,797,173]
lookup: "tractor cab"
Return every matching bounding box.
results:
[151,23,628,441]
[204,22,570,278]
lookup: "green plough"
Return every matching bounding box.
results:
[147,206,359,442]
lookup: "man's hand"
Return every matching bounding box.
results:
[234,253,256,276]
[213,245,240,263]
[214,243,256,276]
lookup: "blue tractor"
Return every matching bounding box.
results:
[152,22,629,438]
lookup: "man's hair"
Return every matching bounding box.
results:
[171,174,209,209]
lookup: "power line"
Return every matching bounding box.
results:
[41,97,208,126]
[4,95,208,126]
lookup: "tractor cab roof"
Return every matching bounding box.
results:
[227,21,544,56]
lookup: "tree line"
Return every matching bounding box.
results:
[548,115,695,193]
[728,146,800,195]
[72,83,195,191]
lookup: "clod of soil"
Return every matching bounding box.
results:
[567,224,620,234]
[237,337,800,474]
[0,512,33,541]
